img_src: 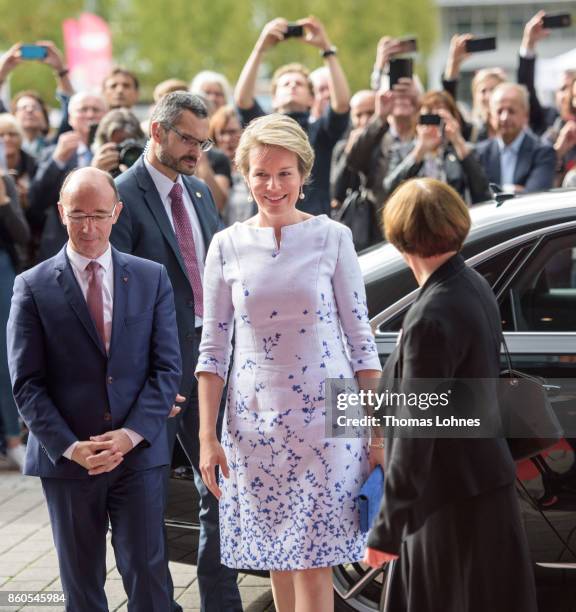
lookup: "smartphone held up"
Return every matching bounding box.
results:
[19,44,48,60]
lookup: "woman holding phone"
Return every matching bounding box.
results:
[383,90,490,204]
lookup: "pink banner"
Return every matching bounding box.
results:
[63,13,113,92]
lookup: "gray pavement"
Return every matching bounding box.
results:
[0,468,274,611]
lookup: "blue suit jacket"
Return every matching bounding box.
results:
[7,246,182,479]
[111,156,222,402]
[474,130,556,193]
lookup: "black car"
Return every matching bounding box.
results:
[167,190,576,611]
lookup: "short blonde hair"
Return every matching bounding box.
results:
[235,113,314,181]
[384,178,471,257]
[471,68,506,98]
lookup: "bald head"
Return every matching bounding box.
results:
[58,168,123,259]
[60,167,119,205]
[350,90,376,129]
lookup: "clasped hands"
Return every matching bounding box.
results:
[71,393,186,476]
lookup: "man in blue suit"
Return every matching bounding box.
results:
[111,92,241,611]
[475,82,555,194]
[7,167,181,611]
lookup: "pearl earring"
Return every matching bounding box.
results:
[299,188,305,200]
[247,193,253,202]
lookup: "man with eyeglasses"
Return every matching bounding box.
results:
[28,92,108,262]
[111,92,242,612]
[7,167,182,610]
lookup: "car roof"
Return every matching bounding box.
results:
[359,190,576,316]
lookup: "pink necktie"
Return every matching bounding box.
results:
[86,261,106,348]
[169,182,203,317]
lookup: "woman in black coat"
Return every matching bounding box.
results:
[364,178,537,612]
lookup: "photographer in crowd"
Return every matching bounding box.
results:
[234,16,350,216]
[0,41,74,159]
[91,108,146,178]
[384,90,490,203]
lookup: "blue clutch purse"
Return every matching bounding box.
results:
[358,465,385,533]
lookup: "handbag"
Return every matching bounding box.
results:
[333,186,379,252]
[500,337,563,461]
[358,465,385,533]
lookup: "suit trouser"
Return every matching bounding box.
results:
[165,330,242,612]
[42,465,169,612]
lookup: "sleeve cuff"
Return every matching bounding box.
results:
[62,441,79,460]
[122,428,143,449]
[519,47,536,59]
[195,357,228,382]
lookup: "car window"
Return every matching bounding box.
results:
[504,233,576,332]
[378,245,528,333]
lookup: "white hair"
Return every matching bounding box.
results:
[189,71,232,104]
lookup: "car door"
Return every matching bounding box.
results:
[496,225,576,576]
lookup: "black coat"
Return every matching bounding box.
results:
[368,254,537,612]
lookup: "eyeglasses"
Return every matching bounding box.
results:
[64,204,117,224]
[163,123,213,151]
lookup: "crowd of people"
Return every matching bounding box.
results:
[0,10,567,611]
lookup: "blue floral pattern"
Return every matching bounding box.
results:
[195,215,381,570]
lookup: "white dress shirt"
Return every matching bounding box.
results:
[63,243,142,460]
[144,156,205,326]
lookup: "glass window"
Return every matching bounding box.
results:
[507,234,576,332]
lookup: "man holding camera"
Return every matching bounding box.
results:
[28,92,108,261]
[234,16,350,216]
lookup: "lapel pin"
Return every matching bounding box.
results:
[195,192,202,198]
[123,276,128,283]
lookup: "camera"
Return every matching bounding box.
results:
[419,114,442,126]
[118,139,144,169]
[285,24,304,38]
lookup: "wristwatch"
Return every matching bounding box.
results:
[320,46,337,59]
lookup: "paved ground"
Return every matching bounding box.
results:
[0,468,274,611]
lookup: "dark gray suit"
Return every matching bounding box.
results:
[475,130,555,193]
[368,255,537,612]
[111,156,241,612]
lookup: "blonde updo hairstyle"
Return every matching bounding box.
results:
[235,113,315,183]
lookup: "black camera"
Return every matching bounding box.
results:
[118,139,144,169]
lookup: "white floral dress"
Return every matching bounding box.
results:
[195,215,381,570]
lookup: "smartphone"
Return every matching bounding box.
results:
[285,24,304,38]
[542,13,572,29]
[464,36,497,53]
[20,44,48,60]
[419,113,442,126]
[389,58,413,88]
[399,37,418,53]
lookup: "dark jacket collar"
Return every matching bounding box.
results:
[417,253,465,298]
